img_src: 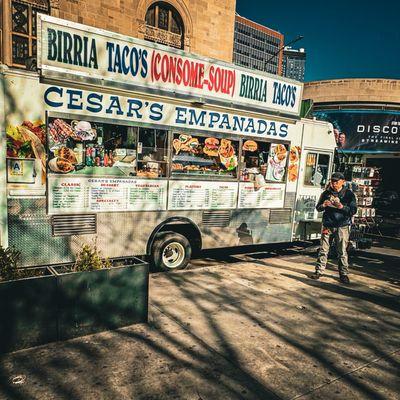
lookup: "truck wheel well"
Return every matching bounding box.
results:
[147,219,202,255]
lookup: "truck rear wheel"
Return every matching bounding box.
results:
[151,231,191,272]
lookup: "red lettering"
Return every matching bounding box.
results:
[169,57,177,84]
[161,54,169,82]
[176,58,183,85]
[153,53,161,80]
[208,66,215,91]
[150,51,234,94]
[183,60,190,86]
[198,65,205,88]
[61,182,80,187]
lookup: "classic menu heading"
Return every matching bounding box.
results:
[38,14,303,117]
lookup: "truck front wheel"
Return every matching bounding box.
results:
[151,232,192,272]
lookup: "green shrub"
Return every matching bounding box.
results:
[74,243,112,272]
[0,246,25,281]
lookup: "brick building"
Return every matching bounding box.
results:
[1,0,236,69]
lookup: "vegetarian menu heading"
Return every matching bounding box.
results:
[38,15,302,116]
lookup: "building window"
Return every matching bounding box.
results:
[144,2,184,49]
[11,0,50,68]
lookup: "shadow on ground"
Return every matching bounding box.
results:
[0,242,399,399]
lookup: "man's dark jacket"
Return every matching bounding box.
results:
[316,186,357,228]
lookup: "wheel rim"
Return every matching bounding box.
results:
[162,242,185,269]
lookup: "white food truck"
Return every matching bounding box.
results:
[0,15,336,271]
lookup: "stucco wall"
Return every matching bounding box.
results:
[303,79,400,104]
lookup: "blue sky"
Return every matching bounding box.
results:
[236,0,400,82]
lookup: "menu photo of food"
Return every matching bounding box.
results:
[218,139,238,171]
[203,137,219,157]
[172,134,200,155]
[48,146,77,173]
[266,143,288,182]
[288,146,301,182]
[47,118,98,174]
[172,134,237,175]
[48,119,97,144]
[6,120,47,181]
[242,140,258,152]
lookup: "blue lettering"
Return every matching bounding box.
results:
[66,89,83,110]
[218,114,232,130]
[126,99,143,118]
[141,50,148,78]
[175,107,187,124]
[47,28,57,61]
[149,103,163,121]
[113,44,122,73]
[188,109,206,127]
[257,120,267,134]
[282,84,287,105]
[87,93,103,113]
[268,122,277,136]
[44,86,63,107]
[106,42,114,72]
[122,46,130,75]
[279,124,288,137]
[105,96,123,115]
[290,87,297,107]
[272,82,278,104]
[208,112,220,128]
[232,116,245,131]
[244,118,255,133]
[129,47,139,76]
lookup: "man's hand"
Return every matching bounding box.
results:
[323,200,332,208]
[331,197,343,209]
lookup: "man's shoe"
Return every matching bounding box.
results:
[310,272,322,280]
[339,275,350,284]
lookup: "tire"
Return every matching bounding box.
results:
[151,231,192,272]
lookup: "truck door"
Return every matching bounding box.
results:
[294,149,334,240]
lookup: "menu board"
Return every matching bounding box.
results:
[238,183,285,209]
[48,176,167,214]
[168,181,238,210]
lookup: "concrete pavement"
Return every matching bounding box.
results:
[0,240,399,399]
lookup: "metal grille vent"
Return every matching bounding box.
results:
[202,210,231,227]
[52,214,97,236]
[284,192,296,209]
[269,209,292,224]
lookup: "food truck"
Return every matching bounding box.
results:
[0,15,336,271]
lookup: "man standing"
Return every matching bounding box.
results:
[311,172,357,283]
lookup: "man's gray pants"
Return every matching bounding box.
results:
[316,226,351,276]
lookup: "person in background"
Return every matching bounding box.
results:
[311,172,357,284]
[333,128,340,144]
[338,132,346,148]
[254,164,268,190]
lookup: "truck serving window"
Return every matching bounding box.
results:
[171,133,238,179]
[240,140,289,183]
[304,152,331,187]
[137,128,169,178]
[47,117,168,178]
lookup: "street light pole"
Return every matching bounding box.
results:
[264,35,304,69]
